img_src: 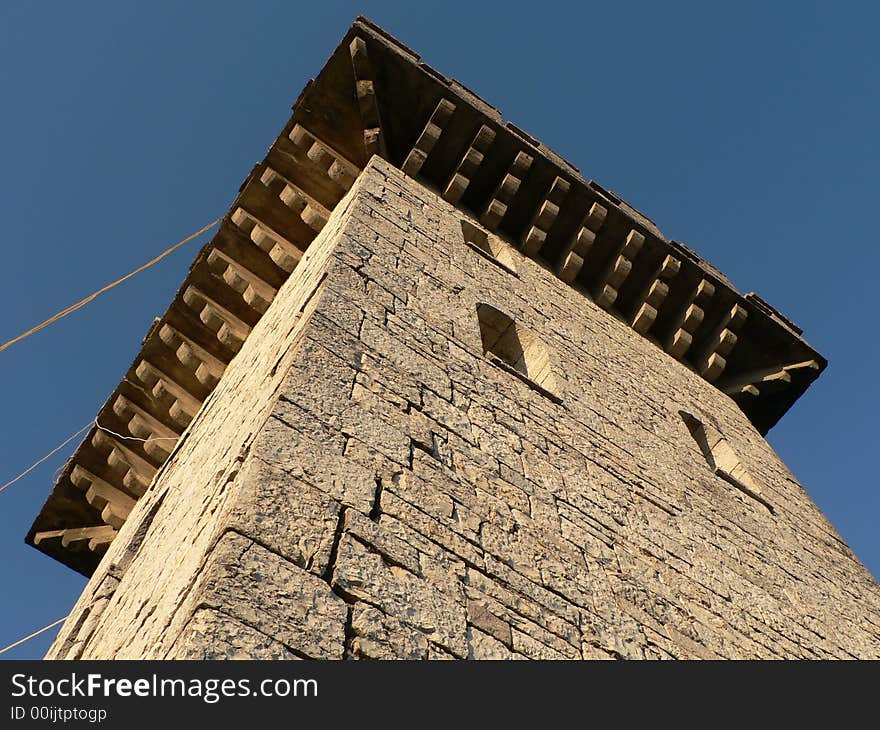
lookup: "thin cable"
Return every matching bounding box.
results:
[0,217,222,354]
[0,615,69,656]
[0,217,220,492]
[0,592,112,656]
[0,421,93,495]
[0,414,185,499]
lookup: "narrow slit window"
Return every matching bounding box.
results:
[476,303,559,402]
[461,219,518,275]
[680,411,774,514]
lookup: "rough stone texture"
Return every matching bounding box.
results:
[45,181,358,660]
[171,609,300,660]
[350,603,429,660]
[47,158,880,660]
[180,532,347,660]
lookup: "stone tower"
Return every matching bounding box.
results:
[29,18,880,659]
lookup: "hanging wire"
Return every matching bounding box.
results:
[0,592,113,656]
[0,421,93,495]
[0,417,185,497]
[0,615,70,656]
[0,216,222,354]
[0,216,223,492]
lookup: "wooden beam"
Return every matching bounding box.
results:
[260,168,331,233]
[71,465,136,529]
[521,176,570,256]
[289,124,360,191]
[35,526,118,553]
[158,323,227,389]
[402,98,456,178]
[663,279,715,359]
[183,285,253,352]
[135,359,204,428]
[231,207,304,273]
[480,151,533,231]
[113,395,181,461]
[32,529,65,546]
[112,396,180,442]
[443,124,495,205]
[718,359,820,396]
[349,36,387,160]
[63,526,116,552]
[630,254,681,335]
[784,359,820,375]
[88,530,117,553]
[593,229,645,310]
[206,248,278,315]
[91,429,157,494]
[694,303,748,383]
[556,202,607,284]
[723,369,789,396]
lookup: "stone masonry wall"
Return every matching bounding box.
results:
[48,157,880,659]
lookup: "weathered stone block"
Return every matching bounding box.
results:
[350,603,429,660]
[256,409,377,513]
[468,628,518,660]
[170,608,300,660]
[332,534,467,657]
[193,532,347,659]
[466,598,512,648]
[219,457,340,575]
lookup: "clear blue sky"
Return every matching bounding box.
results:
[1,1,877,659]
